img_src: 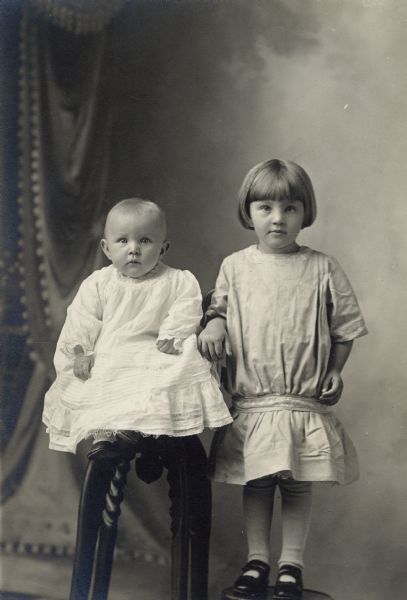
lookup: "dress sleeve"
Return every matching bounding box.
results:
[204,258,230,324]
[157,270,203,350]
[54,271,104,370]
[327,257,368,342]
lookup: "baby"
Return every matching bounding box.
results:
[43,198,232,458]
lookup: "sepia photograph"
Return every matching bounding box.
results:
[1,1,406,599]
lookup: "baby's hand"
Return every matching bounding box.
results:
[319,368,343,405]
[198,327,225,362]
[156,338,181,355]
[73,354,95,381]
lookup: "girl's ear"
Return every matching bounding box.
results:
[160,240,170,257]
[100,239,111,260]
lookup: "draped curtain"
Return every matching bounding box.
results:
[1,0,166,567]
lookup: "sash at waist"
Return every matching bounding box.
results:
[232,394,332,414]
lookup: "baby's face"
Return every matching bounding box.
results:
[101,209,168,278]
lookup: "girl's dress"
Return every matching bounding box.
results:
[43,262,232,453]
[206,245,368,485]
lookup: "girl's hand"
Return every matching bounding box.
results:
[157,338,181,355]
[198,318,226,362]
[73,354,95,381]
[319,368,343,405]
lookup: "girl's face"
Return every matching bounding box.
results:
[249,198,305,254]
[101,209,168,278]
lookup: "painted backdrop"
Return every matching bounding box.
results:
[1,1,406,599]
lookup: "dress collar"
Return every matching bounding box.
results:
[114,262,166,284]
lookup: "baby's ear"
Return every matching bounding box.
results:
[160,240,170,256]
[100,239,111,260]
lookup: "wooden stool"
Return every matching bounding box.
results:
[69,435,211,600]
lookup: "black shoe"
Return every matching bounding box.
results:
[87,441,121,460]
[273,564,303,600]
[228,559,270,599]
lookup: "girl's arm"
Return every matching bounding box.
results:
[319,340,353,405]
[320,256,368,404]
[198,317,227,362]
[197,259,230,361]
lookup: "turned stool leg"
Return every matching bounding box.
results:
[158,435,212,600]
[70,458,117,600]
[90,458,132,600]
[184,436,212,600]
[159,437,190,600]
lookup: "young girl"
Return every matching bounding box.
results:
[43,198,232,457]
[198,160,367,600]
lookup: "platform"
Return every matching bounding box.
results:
[222,586,333,600]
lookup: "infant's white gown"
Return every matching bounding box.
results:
[43,262,232,453]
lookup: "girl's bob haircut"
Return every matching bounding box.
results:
[238,159,317,230]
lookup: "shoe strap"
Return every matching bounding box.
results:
[277,564,302,582]
[242,559,270,577]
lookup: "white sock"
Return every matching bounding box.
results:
[243,480,276,569]
[278,479,312,571]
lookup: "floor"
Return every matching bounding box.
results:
[0,554,169,600]
[0,552,391,600]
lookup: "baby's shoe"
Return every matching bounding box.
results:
[272,564,303,600]
[116,430,143,445]
[87,440,121,461]
[135,451,164,484]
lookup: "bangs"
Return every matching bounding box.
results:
[248,169,305,205]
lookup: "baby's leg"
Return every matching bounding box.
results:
[278,479,312,570]
[244,475,277,566]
